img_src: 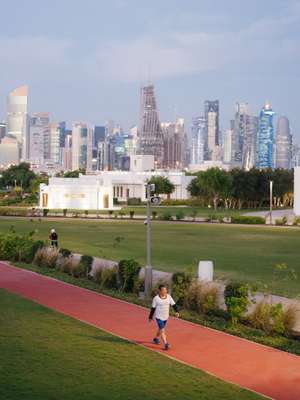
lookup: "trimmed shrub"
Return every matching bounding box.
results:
[275,218,284,226]
[231,215,265,225]
[224,282,250,325]
[43,209,49,217]
[63,209,67,217]
[152,211,157,220]
[175,210,185,221]
[108,210,114,218]
[118,259,141,292]
[84,210,89,217]
[129,210,135,219]
[80,254,94,275]
[172,272,193,306]
[58,256,77,274]
[70,262,87,278]
[293,216,300,226]
[59,248,72,258]
[185,281,219,314]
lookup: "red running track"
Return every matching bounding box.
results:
[1,262,300,400]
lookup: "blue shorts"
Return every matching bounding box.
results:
[156,318,167,330]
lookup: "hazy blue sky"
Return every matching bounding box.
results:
[0,0,299,139]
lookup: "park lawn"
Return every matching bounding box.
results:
[0,217,299,297]
[0,290,262,400]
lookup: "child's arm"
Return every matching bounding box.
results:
[148,307,156,321]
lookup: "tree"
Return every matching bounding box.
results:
[0,163,36,191]
[147,176,175,198]
[188,168,232,209]
[62,169,86,178]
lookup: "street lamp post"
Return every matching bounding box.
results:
[270,180,273,225]
[144,183,154,298]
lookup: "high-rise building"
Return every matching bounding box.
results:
[190,116,206,165]
[223,129,232,163]
[256,102,275,169]
[231,103,258,170]
[161,118,185,169]
[49,123,61,165]
[275,116,292,169]
[204,100,219,159]
[29,112,50,166]
[94,126,106,148]
[138,84,163,167]
[0,122,6,139]
[72,122,93,171]
[62,133,72,170]
[0,136,20,167]
[6,85,29,161]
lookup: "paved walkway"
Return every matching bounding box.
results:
[1,262,300,400]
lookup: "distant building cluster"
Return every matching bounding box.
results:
[0,84,296,173]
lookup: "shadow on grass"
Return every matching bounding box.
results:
[78,334,153,347]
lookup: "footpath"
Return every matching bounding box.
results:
[1,262,300,400]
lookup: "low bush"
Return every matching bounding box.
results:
[0,230,44,263]
[84,210,89,217]
[133,277,145,294]
[275,218,285,226]
[185,281,219,314]
[118,259,141,292]
[172,272,193,306]
[231,215,265,225]
[70,262,87,278]
[159,211,173,221]
[249,301,298,336]
[96,267,118,289]
[43,209,49,217]
[63,209,68,217]
[293,216,300,226]
[34,247,59,269]
[127,197,141,206]
[175,210,185,221]
[108,210,114,218]
[152,211,157,220]
[58,256,78,274]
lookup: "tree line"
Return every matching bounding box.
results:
[187,168,293,209]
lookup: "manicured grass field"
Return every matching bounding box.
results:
[0,217,299,297]
[0,289,262,400]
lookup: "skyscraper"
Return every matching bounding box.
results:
[223,129,232,164]
[256,102,275,169]
[72,122,93,171]
[161,118,185,169]
[275,116,292,169]
[232,103,258,170]
[49,123,61,165]
[190,116,206,165]
[29,112,50,166]
[138,84,163,167]
[6,85,29,161]
[0,122,6,139]
[204,100,219,159]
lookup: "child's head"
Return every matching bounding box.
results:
[158,284,168,297]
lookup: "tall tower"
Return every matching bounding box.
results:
[72,122,93,171]
[138,84,163,167]
[204,100,219,159]
[275,116,292,169]
[190,116,206,165]
[232,103,258,170]
[6,85,29,161]
[256,102,275,169]
[29,112,50,166]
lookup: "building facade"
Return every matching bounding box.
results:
[256,102,275,169]
[275,116,292,169]
[6,85,29,161]
[39,170,193,210]
[29,112,50,166]
[71,122,93,171]
[138,84,164,167]
[204,100,219,159]
[190,116,205,165]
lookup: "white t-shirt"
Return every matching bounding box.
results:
[152,294,175,321]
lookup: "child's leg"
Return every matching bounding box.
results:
[160,328,167,345]
[155,327,161,339]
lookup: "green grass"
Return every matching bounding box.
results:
[0,289,263,400]
[0,217,299,297]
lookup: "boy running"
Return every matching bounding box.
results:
[148,284,179,350]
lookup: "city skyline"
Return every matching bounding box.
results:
[0,0,299,139]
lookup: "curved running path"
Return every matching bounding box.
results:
[1,262,300,400]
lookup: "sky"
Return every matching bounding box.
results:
[0,0,299,140]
